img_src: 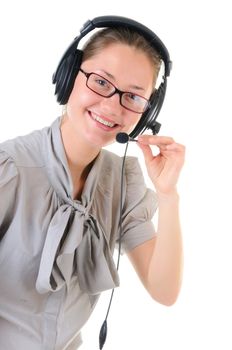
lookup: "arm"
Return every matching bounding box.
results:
[0,150,18,241]
[127,135,185,306]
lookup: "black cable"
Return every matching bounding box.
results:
[99,142,129,349]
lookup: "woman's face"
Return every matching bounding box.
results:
[66,42,154,148]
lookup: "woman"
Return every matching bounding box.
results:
[0,17,185,350]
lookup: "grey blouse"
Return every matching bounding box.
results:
[0,117,157,349]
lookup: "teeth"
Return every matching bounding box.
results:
[93,114,115,128]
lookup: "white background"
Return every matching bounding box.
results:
[0,1,232,349]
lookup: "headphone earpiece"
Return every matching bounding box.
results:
[129,78,167,138]
[52,16,172,135]
[52,49,83,105]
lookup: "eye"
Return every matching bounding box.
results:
[127,93,139,101]
[96,78,108,86]
[92,76,111,90]
[124,93,141,104]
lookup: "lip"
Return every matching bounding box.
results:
[88,111,121,132]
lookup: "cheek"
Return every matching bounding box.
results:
[68,80,86,108]
[67,81,99,113]
[122,113,142,133]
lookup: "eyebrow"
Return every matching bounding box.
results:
[99,69,145,92]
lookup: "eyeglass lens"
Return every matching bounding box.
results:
[86,73,149,113]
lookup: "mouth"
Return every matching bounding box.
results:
[89,111,120,130]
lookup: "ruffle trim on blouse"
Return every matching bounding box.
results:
[36,202,120,295]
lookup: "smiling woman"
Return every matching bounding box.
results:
[0,15,185,350]
[62,41,155,150]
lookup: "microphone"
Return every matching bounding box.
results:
[116,132,138,144]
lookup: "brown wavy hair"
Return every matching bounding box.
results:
[82,27,161,87]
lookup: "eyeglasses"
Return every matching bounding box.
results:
[79,68,151,114]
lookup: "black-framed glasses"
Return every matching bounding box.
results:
[79,68,151,114]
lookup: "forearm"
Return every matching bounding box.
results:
[147,191,183,305]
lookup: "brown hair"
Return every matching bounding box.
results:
[82,27,161,87]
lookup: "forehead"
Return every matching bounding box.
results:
[84,41,152,65]
[83,43,155,90]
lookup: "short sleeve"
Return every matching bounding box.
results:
[120,157,158,252]
[0,149,19,241]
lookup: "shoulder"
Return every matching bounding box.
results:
[101,149,141,174]
[0,149,18,187]
[99,149,143,184]
[99,149,146,197]
[124,156,144,181]
[0,125,50,168]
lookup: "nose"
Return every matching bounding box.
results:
[99,92,123,114]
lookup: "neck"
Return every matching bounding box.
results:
[60,115,100,178]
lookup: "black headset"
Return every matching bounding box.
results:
[52,15,172,138]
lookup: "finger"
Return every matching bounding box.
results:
[138,135,174,146]
[137,143,154,163]
[166,143,186,153]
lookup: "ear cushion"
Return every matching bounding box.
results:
[129,90,159,138]
[129,79,167,138]
[54,49,83,104]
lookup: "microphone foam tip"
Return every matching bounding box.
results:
[116,132,129,144]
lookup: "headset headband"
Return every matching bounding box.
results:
[89,17,172,76]
[64,16,172,78]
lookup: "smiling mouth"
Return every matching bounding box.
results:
[90,112,119,128]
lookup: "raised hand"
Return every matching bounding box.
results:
[137,135,185,196]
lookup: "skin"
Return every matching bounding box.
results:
[61,42,185,306]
